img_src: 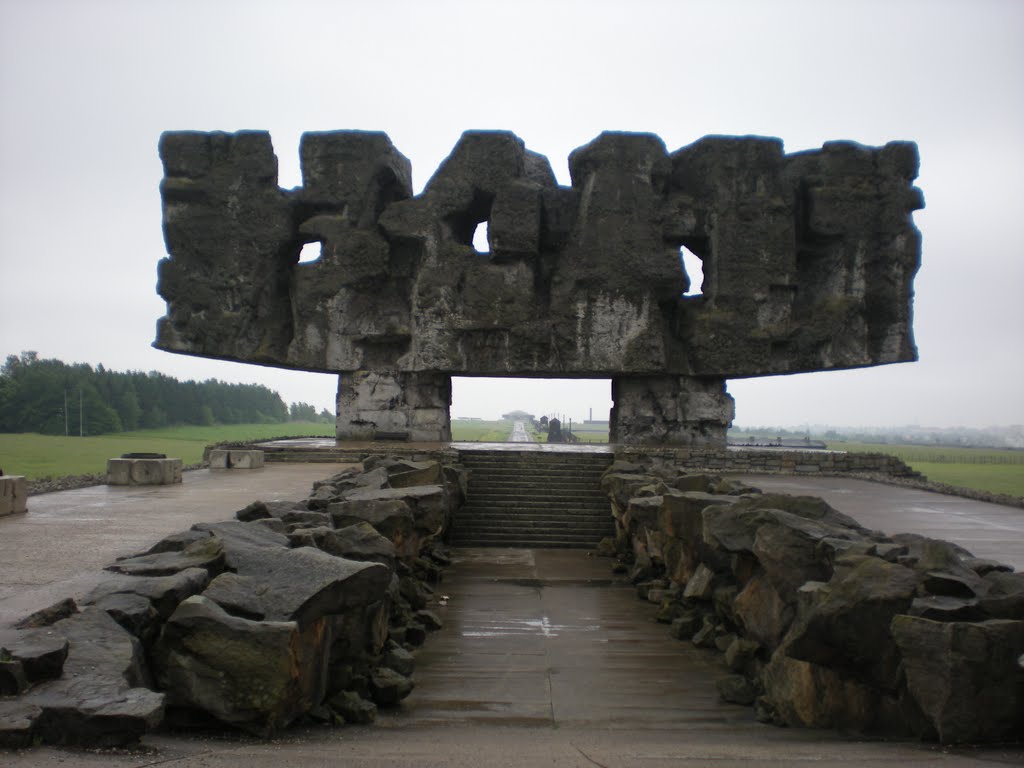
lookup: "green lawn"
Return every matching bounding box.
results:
[570,426,610,443]
[451,419,515,442]
[0,422,334,479]
[828,441,1024,497]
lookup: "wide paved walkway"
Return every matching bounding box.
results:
[0,463,355,626]
[3,465,1024,765]
[7,547,1022,766]
[733,474,1024,570]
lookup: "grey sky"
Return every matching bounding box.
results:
[1,0,1021,428]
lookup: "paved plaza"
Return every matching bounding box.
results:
[2,462,1022,765]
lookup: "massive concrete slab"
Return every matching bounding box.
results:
[732,474,1024,570]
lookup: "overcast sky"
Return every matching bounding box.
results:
[1,0,1021,429]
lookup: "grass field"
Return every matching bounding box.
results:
[0,422,335,479]
[828,441,1024,497]
[451,419,515,442]
[6,421,1019,498]
[570,424,610,443]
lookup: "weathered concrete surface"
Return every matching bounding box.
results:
[0,463,356,627]
[730,474,1024,570]
[389,548,747,727]
[4,723,1019,767]
[208,449,265,469]
[156,131,921,380]
[106,458,183,486]
[155,130,922,445]
[4,548,1021,766]
[0,475,28,516]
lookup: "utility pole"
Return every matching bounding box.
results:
[79,389,83,437]
[64,389,69,436]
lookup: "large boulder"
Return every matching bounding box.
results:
[733,571,794,652]
[84,567,211,620]
[154,596,329,735]
[15,610,165,747]
[779,555,921,691]
[202,545,391,625]
[288,522,397,570]
[329,498,418,556]
[751,512,863,603]
[703,494,865,556]
[759,652,884,731]
[338,485,447,539]
[891,616,1024,743]
[105,537,225,577]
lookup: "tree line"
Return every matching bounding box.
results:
[0,352,332,436]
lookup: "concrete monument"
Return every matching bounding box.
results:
[155,130,922,445]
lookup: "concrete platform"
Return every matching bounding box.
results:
[5,546,1022,766]
[2,467,1023,765]
[733,474,1024,570]
[387,548,750,728]
[0,462,356,626]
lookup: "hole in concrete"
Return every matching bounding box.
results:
[298,241,322,264]
[680,245,703,297]
[451,377,612,443]
[472,221,490,254]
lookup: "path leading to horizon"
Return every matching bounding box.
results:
[509,420,533,442]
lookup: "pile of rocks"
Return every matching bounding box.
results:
[0,456,465,747]
[600,457,1024,744]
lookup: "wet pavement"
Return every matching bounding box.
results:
[6,546,1022,766]
[2,463,1024,765]
[0,463,355,626]
[732,474,1024,570]
[508,420,533,443]
[388,548,747,728]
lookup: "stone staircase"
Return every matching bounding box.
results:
[452,449,615,548]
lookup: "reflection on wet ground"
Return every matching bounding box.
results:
[386,548,754,729]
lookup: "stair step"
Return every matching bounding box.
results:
[465,496,607,505]
[453,448,614,547]
[468,483,610,495]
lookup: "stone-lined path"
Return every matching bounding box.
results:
[3,463,1023,765]
[7,547,1020,766]
[388,548,748,727]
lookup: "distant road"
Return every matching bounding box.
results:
[509,420,534,443]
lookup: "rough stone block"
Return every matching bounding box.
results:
[154,596,329,735]
[0,475,27,516]
[208,449,265,469]
[892,616,1024,743]
[106,458,182,486]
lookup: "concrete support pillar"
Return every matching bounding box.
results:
[336,371,452,442]
[609,375,734,447]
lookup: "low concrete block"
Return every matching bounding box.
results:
[0,476,28,516]
[208,449,265,469]
[106,458,183,486]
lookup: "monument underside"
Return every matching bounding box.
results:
[155,129,922,444]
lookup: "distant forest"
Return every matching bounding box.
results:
[0,352,332,436]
